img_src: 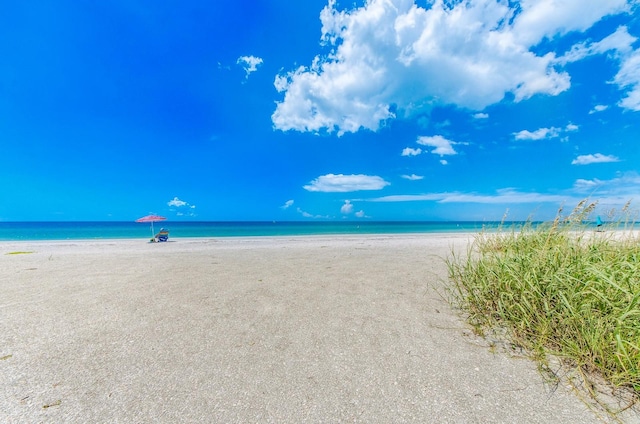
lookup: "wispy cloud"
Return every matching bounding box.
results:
[303,174,390,192]
[514,123,578,141]
[168,197,196,209]
[572,173,640,207]
[364,176,640,212]
[369,189,570,205]
[614,49,640,111]
[573,179,604,191]
[556,24,640,112]
[513,127,562,141]
[557,26,636,64]
[237,55,263,79]
[281,199,294,209]
[589,104,609,114]
[473,112,489,119]
[296,207,330,219]
[571,153,621,165]
[401,174,424,181]
[272,0,630,134]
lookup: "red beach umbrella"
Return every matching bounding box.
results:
[135,214,167,238]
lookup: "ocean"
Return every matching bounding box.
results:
[0,221,504,241]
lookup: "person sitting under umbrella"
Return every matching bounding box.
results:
[153,228,170,242]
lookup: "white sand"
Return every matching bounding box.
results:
[0,235,612,422]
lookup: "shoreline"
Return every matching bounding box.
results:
[0,232,478,251]
[1,233,607,422]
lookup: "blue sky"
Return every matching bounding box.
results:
[2,0,639,221]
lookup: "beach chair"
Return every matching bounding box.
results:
[154,229,170,242]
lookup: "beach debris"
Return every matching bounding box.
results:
[6,251,34,255]
[0,354,12,360]
[42,400,61,409]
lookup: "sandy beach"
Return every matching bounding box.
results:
[0,234,612,422]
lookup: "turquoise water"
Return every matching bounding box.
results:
[0,221,504,241]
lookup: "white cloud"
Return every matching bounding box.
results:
[272,0,631,134]
[473,113,489,119]
[514,123,580,141]
[355,210,366,218]
[565,123,579,132]
[557,25,637,64]
[554,24,640,112]
[303,174,390,192]
[511,1,630,46]
[614,49,640,111]
[366,194,442,202]
[417,135,458,156]
[362,174,640,212]
[513,127,562,140]
[556,24,640,112]
[571,153,621,165]
[296,207,330,219]
[573,178,604,191]
[370,189,570,204]
[168,197,195,208]
[571,174,640,207]
[297,208,313,218]
[401,174,424,180]
[401,147,422,156]
[281,199,294,209]
[340,200,354,215]
[237,55,264,79]
[589,104,609,114]
[440,159,448,165]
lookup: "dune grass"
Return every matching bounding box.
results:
[447,200,640,410]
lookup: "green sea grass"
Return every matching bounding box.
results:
[447,200,640,410]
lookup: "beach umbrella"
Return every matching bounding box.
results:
[135,214,167,238]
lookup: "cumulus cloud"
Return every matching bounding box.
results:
[417,135,459,156]
[355,210,366,218]
[272,0,631,134]
[571,153,621,165]
[401,147,422,156]
[281,199,294,209]
[473,113,489,119]
[340,200,354,214]
[401,174,424,180]
[168,197,195,208]
[304,174,390,192]
[237,55,263,79]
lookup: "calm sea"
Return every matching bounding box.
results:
[0,221,503,241]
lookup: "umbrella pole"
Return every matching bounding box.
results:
[151,221,155,238]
